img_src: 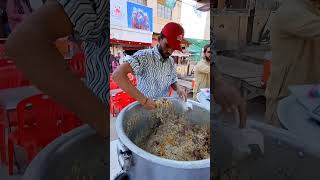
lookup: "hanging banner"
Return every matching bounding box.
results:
[165,0,176,9]
[110,0,128,27]
[127,2,153,32]
[157,0,166,5]
[157,0,176,9]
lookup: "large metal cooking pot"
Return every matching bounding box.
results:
[22,125,107,180]
[115,97,210,180]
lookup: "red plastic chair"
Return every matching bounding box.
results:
[0,45,7,60]
[110,91,125,116]
[124,93,135,103]
[0,60,31,87]
[110,97,116,117]
[0,69,23,89]
[7,94,63,175]
[0,59,15,69]
[110,92,122,116]
[168,87,173,96]
[110,81,119,90]
[68,51,86,78]
[0,107,7,165]
[112,92,136,115]
[110,93,120,117]
[0,68,29,89]
[0,107,20,166]
[0,122,5,165]
[60,111,82,134]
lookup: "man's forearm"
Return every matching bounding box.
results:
[6,28,107,137]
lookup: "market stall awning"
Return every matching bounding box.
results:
[193,0,210,12]
[110,39,151,47]
[171,50,191,57]
[185,38,210,61]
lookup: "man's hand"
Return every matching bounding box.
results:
[213,80,242,111]
[138,97,156,110]
[213,80,247,128]
[177,87,188,102]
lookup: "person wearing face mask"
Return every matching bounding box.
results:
[193,44,210,100]
[112,22,188,110]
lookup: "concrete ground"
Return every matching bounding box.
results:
[247,96,266,122]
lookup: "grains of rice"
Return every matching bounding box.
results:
[137,98,210,161]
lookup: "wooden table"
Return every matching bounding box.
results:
[177,79,193,94]
[180,76,194,82]
[216,55,265,100]
[242,51,268,62]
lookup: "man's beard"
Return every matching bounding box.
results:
[205,56,210,62]
[158,45,170,59]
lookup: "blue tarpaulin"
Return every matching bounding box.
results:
[185,38,210,61]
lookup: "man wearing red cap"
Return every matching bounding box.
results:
[112,22,187,109]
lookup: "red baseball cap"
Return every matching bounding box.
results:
[161,22,184,52]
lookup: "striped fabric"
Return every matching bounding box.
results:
[124,46,178,99]
[57,0,109,104]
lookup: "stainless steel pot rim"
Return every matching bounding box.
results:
[116,97,210,169]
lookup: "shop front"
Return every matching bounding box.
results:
[110,0,153,60]
[110,25,153,59]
